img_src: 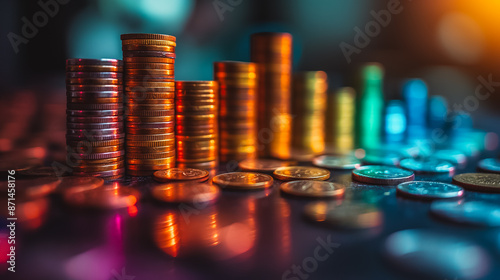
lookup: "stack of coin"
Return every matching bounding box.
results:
[65,58,125,180]
[175,81,219,170]
[251,32,292,159]
[325,87,356,154]
[291,71,327,158]
[214,61,257,162]
[121,33,176,176]
[355,63,384,149]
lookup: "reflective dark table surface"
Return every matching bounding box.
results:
[4,156,500,280]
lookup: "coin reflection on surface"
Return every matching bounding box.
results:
[153,206,219,258]
[63,182,140,209]
[384,229,491,280]
[304,201,382,229]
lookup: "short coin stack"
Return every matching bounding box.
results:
[291,71,327,159]
[214,61,257,162]
[325,87,356,155]
[65,58,125,180]
[121,33,176,176]
[251,32,292,159]
[175,81,219,170]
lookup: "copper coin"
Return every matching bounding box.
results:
[153,168,210,183]
[273,166,330,181]
[212,172,273,190]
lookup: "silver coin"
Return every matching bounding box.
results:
[280,180,345,197]
[312,155,361,169]
[396,181,464,199]
[430,200,500,227]
[385,229,491,279]
[477,158,500,174]
[352,165,414,185]
[399,158,455,174]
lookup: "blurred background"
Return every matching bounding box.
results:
[1,0,500,154]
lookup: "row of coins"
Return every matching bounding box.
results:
[214,61,258,162]
[251,32,293,159]
[175,81,219,170]
[291,71,328,159]
[121,33,176,176]
[65,58,125,180]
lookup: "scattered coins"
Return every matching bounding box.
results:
[430,200,500,227]
[153,168,209,183]
[212,172,274,190]
[396,181,464,199]
[312,155,361,169]
[280,180,345,198]
[384,229,491,280]
[399,158,455,174]
[304,202,382,229]
[477,158,500,174]
[238,158,295,173]
[273,166,330,181]
[352,165,414,185]
[151,182,220,204]
[452,173,500,192]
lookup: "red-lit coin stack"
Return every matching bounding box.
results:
[175,81,219,171]
[251,32,293,159]
[214,61,258,162]
[121,33,176,176]
[65,58,125,180]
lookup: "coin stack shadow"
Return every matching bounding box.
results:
[251,32,292,159]
[325,87,356,155]
[65,58,125,180]
[214,61,258,162]
[175,81,219,171]
[121,34,176,176]
[291,71,328,159]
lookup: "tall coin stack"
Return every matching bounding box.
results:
[65,58,125,180]
[175,81,219,171]
[121,33,176,176]
[251,32,292,159]
[291,71,327,158]
[214,61,257,162]
[325,87,356,155]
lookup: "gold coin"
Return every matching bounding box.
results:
[304,202,383,229]
[151,182,219,204]
[452,173,500,192]
[153,168,210,183]
[280,180,345,198]
[273,166,330,181]
[238,158,295,172]
[122,44,175,52]
[212,172,273,190]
